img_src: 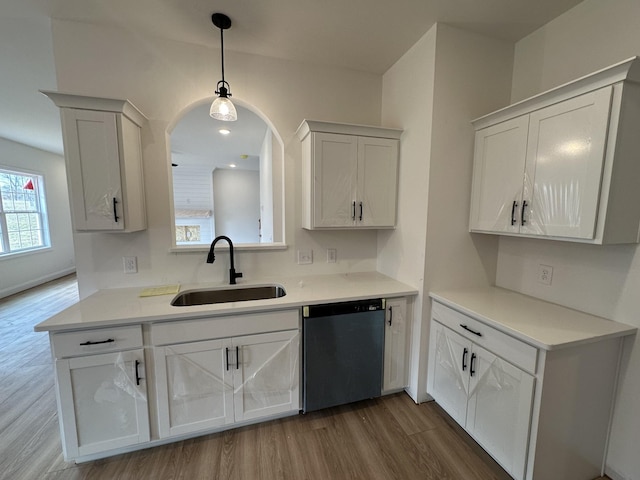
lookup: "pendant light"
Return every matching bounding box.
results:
[210,13,237,121]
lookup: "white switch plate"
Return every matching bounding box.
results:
[123,256,138,274]
[537,264,553,285]
[327,248,337,263]
[297,249,313,265]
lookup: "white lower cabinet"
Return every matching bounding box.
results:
[54,344,150,460]
[428,297,632,480]
[383,297,409,393]
[233,331,300,422]
[153,318,300,439]
[429,321,534,479]
[154,339,234,438]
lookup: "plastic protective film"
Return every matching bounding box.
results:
[235,333,300,412]
[435,330,468,395]
[468,356,515,397]
[85,186,121,220]
[489,171,583,236]
[112,352,147,402]
[166,333,299,422]
[525,171,583,236]
[71,353,146,446]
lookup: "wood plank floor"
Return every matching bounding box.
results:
[0,275,611,480]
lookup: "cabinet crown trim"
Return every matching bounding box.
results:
[40,90,147,127]
[473,56,640,129]
[296,119,402,141]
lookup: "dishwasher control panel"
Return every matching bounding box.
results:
[303,298,384,318]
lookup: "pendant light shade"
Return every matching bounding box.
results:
[210,13,237,122]
[210,82,237,121]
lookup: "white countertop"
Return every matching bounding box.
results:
[35,272,417,332]
[430,286,636,350]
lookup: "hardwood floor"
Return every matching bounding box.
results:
[0,275,611,480]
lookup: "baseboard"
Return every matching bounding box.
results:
[0,267,76,300]
[605,465,628,480]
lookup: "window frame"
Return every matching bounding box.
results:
[0,166,51,257]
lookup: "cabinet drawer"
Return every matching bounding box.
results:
[431,302,537,374]
[51,325,143,359]
[151,309,300,346]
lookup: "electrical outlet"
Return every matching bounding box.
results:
[327,248,337,263]
[123,256,138,274]
[297,249,313,265]
[537,264,553,285]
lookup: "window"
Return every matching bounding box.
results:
[0,168,50,255]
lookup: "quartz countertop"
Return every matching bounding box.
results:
[430,286,636,350]
[35,272,417,332]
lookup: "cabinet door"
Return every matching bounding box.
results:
[154,339,234,438]
[466,345,534,480]
[383,297,408,393]
[428,321,471,427]
[357,137,398,227]
[469,116,529,233]
[61,109,124,231]
[55,349,149,459]
[311,132,358,227]
[232,330,300,422]
[522,87,612,238]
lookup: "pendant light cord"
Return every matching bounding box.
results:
[220,27,225,84]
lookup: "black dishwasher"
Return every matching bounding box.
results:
[302,298,385,413]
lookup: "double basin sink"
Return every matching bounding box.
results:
[171,284,286,307]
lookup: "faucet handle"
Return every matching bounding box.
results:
[229,268,243,284]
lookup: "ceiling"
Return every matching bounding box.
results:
[1,0,585,155]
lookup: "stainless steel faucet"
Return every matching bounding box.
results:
[207,235,243,285]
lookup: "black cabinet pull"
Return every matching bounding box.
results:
[521,200,528,225]
[236,346,240,370]
[113,197,119,223]
[79,338,115,346]
[135,360,141,386]
[462,347,468,371]
[388,306,393,326]
[470,353,477,376]
[352,201,356,220]
[225,347,230,371]
[511,201,518,226]
[359,202,363,221]
[459,324,482,337]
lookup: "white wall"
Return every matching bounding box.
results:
[213,168,260,243]
[50,19,384,297]
[499,1,640,478]
[0,138,75,298]
[379,26,436,401]
[379,23,513,401]
[259,130,274,243]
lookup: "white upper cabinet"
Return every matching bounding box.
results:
[41,91,147,232]
[470,115,530,234]
[297,120,402,229]
[470,57,640,244]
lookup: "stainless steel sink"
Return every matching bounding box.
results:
[171,285,286,306]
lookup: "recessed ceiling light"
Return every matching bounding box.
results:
[229,163,237,168]
[219,128,231,135]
